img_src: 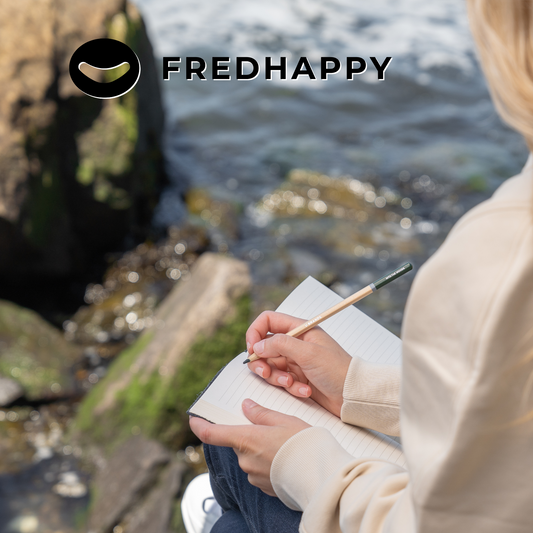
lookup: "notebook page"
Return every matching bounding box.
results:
[189,277,404,466]
[276,277,401,365]
[191,354,404,465]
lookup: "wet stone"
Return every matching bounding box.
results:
[87,436,171,533]
[0,377,23,406]
[64,224,209,349]
[0,300,82,401]
[123,460,186,533]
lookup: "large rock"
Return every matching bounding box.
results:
[0,299,82,400]
[123,460,185,533]
[87,435,184,533]
[75,253,252,450]
[0,0,166,281]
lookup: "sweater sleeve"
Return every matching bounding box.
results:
[340,356,401,436]
[271,427,413,533]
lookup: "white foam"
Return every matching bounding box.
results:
[133,0,475,78]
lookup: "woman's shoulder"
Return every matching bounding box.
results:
[491,154,533,203]
[445,156,533,242]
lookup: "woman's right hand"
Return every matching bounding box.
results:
[245,311,353,418]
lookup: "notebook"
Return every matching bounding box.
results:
[188,276,405,467]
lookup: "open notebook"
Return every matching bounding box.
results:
[188,276,405,467]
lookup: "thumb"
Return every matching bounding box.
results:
[242,398,290,426]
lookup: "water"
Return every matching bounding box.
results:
[132,0,527,328]
[133,0,526,206]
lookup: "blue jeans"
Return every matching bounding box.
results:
[204,444,302,533]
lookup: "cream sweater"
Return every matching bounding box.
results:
[271,156,533,533]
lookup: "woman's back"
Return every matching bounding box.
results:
[402,157,533,531]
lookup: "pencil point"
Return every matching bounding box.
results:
[243,358,250,364]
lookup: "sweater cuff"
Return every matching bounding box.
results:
[270,426,357,511]
[341,356,401,436]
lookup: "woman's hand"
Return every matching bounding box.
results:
[246,311,352,418]
[189,399,310,496]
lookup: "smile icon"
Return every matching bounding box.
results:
[69,39,141,99]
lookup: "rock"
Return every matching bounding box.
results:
[0,0,166,282]
[0,377,23,406]
[123,461,186,533]
[87,436,171,533]
[0,299,82,400]
[75,253,252,450]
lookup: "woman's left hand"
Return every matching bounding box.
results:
[189,399,310,496]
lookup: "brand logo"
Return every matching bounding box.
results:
[69,39,141,99]
[162,56,392,82]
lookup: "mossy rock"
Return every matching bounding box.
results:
[74,253,252,453]
[0,1,167,282]
[0,299,81,400]
[77,294,250,451]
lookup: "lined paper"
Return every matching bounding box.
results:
[189,277,405,467]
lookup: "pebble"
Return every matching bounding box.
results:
[0,377,23,406]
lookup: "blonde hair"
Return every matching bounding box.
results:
[467,0,533,151]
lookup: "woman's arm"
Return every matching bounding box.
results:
[271,427,412,533]
[341,356,401,436]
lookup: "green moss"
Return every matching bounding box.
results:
[75,331,154,440]
[74,94,138,209]
[0,300,80,399]
[74,31,139,208]
[23,139,64,248]
[160,294,251,447]
[75,296,251,452]
[73,505,91,533]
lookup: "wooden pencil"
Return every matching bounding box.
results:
[243,262,413,364]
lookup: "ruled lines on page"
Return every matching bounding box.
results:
[193,353,404,466]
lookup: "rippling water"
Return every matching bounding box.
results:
[131,0,528,325]
[134,0,526,206]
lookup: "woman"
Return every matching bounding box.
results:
[189,1,533,531]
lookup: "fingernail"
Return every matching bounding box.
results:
[246,341,251,352]
[278,375,289,386]
[255,367,264,378]
[254,340,265,354]
[243,398,257,409]
[299,387,309,396]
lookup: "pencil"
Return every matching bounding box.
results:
[243,262,413,364]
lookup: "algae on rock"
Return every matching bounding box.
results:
[74,254,252,453]
[0,300,81,401]
[0,0,167,282]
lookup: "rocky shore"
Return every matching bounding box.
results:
[0,1,511,532]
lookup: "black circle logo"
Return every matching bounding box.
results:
[69,39,141,99]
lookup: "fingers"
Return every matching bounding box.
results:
[246,311,307,350]
[241,399,309,429]
[189,416,239,448]
[189,400,310,448]
[252,333,320,367]
[248,359,311,397]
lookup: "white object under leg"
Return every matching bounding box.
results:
[181,473,223,533]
